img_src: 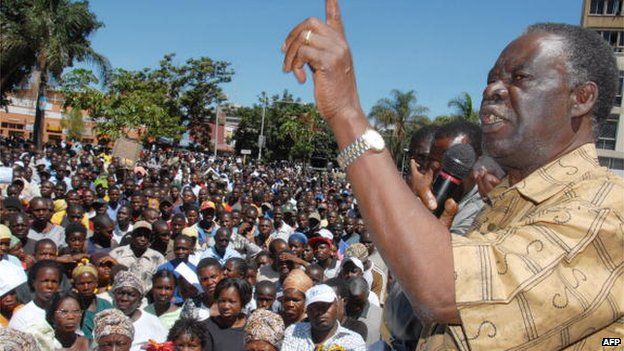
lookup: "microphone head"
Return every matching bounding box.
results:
[442,144,476,180]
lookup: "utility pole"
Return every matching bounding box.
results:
[213,103,219,157]
[401,148,409,175]
[258,95,267,161]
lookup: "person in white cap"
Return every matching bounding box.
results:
[0,259,27,326]
[309,228,341,280]
[282,284,366,351]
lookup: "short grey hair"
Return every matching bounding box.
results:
[525,23,618,133]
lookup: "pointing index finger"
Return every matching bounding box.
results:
[325,0,345,35]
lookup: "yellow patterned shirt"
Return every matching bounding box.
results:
[417,144,624,350]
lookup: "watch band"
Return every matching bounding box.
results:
[337,129,381,169]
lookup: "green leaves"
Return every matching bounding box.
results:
[60,108,85,141]
[233,91,337,162]
[368,89,430,162]
[447,92,480,123]
[1,0,109,147]
[60,53,233,145]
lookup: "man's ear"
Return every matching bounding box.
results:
[570,81,598,118]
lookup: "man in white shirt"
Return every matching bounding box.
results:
[282,284,366,351]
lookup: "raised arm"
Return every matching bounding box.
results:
[282,0,459,323]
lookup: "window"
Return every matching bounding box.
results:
[47,134,62,142]
[606,0,619,14]
[599,156,624,170]
[590,0,623,14]
[616,71,623,106]
[591,0,605,13]
[597,114,619,150]
[596,30,624,52]
[0,122,25,130]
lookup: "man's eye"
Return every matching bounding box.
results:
[513,74,527,81]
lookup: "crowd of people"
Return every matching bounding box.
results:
[0,134,409,350]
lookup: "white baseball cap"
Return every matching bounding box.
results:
[0,261,27,296]
[305,284,337,309]
[174,262,202,291]
[316,228,333,241]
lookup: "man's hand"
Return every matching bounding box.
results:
[475,170,501,201]
[282,0,361,122]
[439,198,458,229]
[23,254,35,269]
[238,223,255,242]
[57,253,90,264]
[238,222,252,234]
[279,252,309,267]
[410,160,458,228]
[472,156,504,201]
[409,159,436,210]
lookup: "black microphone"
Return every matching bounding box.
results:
[432,143,476,217]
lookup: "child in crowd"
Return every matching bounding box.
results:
[254,280,277,312]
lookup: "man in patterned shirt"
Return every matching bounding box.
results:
[281,1,622,349]
[282,284,366,351]
[109,220,165,291]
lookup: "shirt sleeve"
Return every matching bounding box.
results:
[8,310,27,331]
[449,199,623,350]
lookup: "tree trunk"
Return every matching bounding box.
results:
[33,69,47,149]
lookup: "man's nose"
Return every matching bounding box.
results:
[483,80,508,102]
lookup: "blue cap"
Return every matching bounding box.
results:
[288,232,308,245]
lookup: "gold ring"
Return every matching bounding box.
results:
[304,30,312,45]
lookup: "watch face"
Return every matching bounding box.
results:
[365,130,385,151]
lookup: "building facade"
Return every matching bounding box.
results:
[0,90,98,144]
[581,0,624,176]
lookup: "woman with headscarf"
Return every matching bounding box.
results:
[280,269,313,327]
[45,292,90,350]
[93,308,134,351]
[202,277,252,351]
[71,260,113,339]
[112,271,167,351]
[0,328,41,351]
[244,309,285,351]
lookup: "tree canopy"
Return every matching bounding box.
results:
[447,92,480,122]
[368,89,430,162]
[233,91,337,162]
[61,54,233,145]
[0,0,110,147]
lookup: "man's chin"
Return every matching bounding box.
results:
[311,321,334,331]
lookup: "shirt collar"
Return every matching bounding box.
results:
[489,144,600,204]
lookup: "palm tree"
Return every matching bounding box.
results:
[1,0,110,148]
[368,89,429,161]
[448,92,480,123]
